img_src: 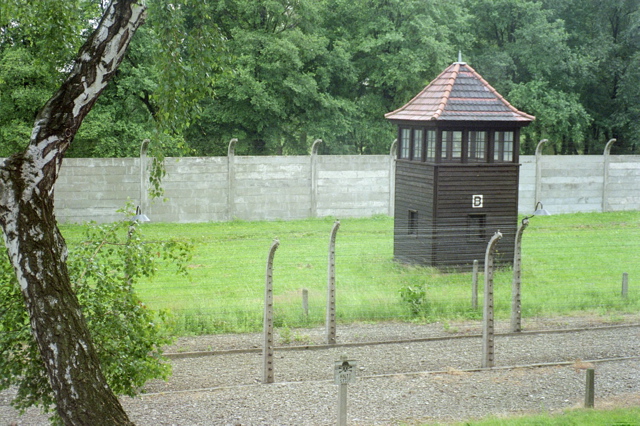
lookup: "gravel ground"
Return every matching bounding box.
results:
[1,314,639,425]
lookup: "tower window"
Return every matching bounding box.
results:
[468,131,487,162]
[494,131,514,162]
[426,130,436,161]
[408,210,418,235]
[413,129,423,161]
[468,214,486,241]
[441,131,462,161]
[400,128,411,159]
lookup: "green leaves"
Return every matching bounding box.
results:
[4,0,640,158]
[399,284,430,317]
[464,0,640,154]
[148,0,224,135]
[314,0,464,153]
[0,0,102,69]
[0,47,58,156]
[0,205,193,417]
[509,81,592,154]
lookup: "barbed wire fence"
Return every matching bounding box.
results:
[139,216,639,335]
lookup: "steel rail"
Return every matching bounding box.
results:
[164,323,640,359]
[139,355,640,397]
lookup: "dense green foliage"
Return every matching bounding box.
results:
[0,207,192,416]
[2,0,640,157]
[56,212,640,336]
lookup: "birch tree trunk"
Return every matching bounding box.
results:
[0,1,146,424]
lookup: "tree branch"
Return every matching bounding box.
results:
[27,0,147,195]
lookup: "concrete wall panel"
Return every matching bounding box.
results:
[0,152,634,224]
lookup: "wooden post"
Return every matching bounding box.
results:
[585,368,595,408]
[622,272,629,298]
[326,220,340,344]
[511,219,529,332]
[472,260,479,310]
[262,239,279,384]
[482,231,502,368]
[302,288,309,319]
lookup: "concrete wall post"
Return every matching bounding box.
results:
[602,138,617,212]
[227,138,238,221]
[310,139,322,218]
[534,139,548,211]
[139,139,149,214]
[389,139,397,217]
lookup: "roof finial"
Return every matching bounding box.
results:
[458,50,462,63]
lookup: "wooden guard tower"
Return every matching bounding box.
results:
[385,60,535,269]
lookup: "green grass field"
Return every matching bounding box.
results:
[61,211,640,335]
[437,406,640,425]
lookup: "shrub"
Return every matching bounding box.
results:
[0,205,192,419]
[399,284,429,317]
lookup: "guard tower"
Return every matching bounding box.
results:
[385,60,534,269]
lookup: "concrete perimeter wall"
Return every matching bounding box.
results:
[13,153,638,223]
[518,155,640,214]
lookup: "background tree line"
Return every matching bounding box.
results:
[2,0,639,158]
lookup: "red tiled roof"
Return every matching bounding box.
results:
[385,62,535,122]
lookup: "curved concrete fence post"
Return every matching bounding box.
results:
[227,138,238,221]
[482,231,502,369]
[602,138,617,212]
[534,139,548,211]
[325,220,340,345]
[310,139,323,218]
[139,139,150,214]
[389,139,397,217]
[511,218,529,332]
[262,238,280,384]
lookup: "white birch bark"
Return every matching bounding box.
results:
[0,1,146,424]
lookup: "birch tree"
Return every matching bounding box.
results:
[0,0,146,424]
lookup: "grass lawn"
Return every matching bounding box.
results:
[436,406,640,425]
[60,211,640,335]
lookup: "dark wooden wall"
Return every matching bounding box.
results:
[394,161,435,264]
[394,161,519,270]
[433,164,519,269]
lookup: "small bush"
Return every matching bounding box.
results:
[0,205,193,419]
[399,284,429,317]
